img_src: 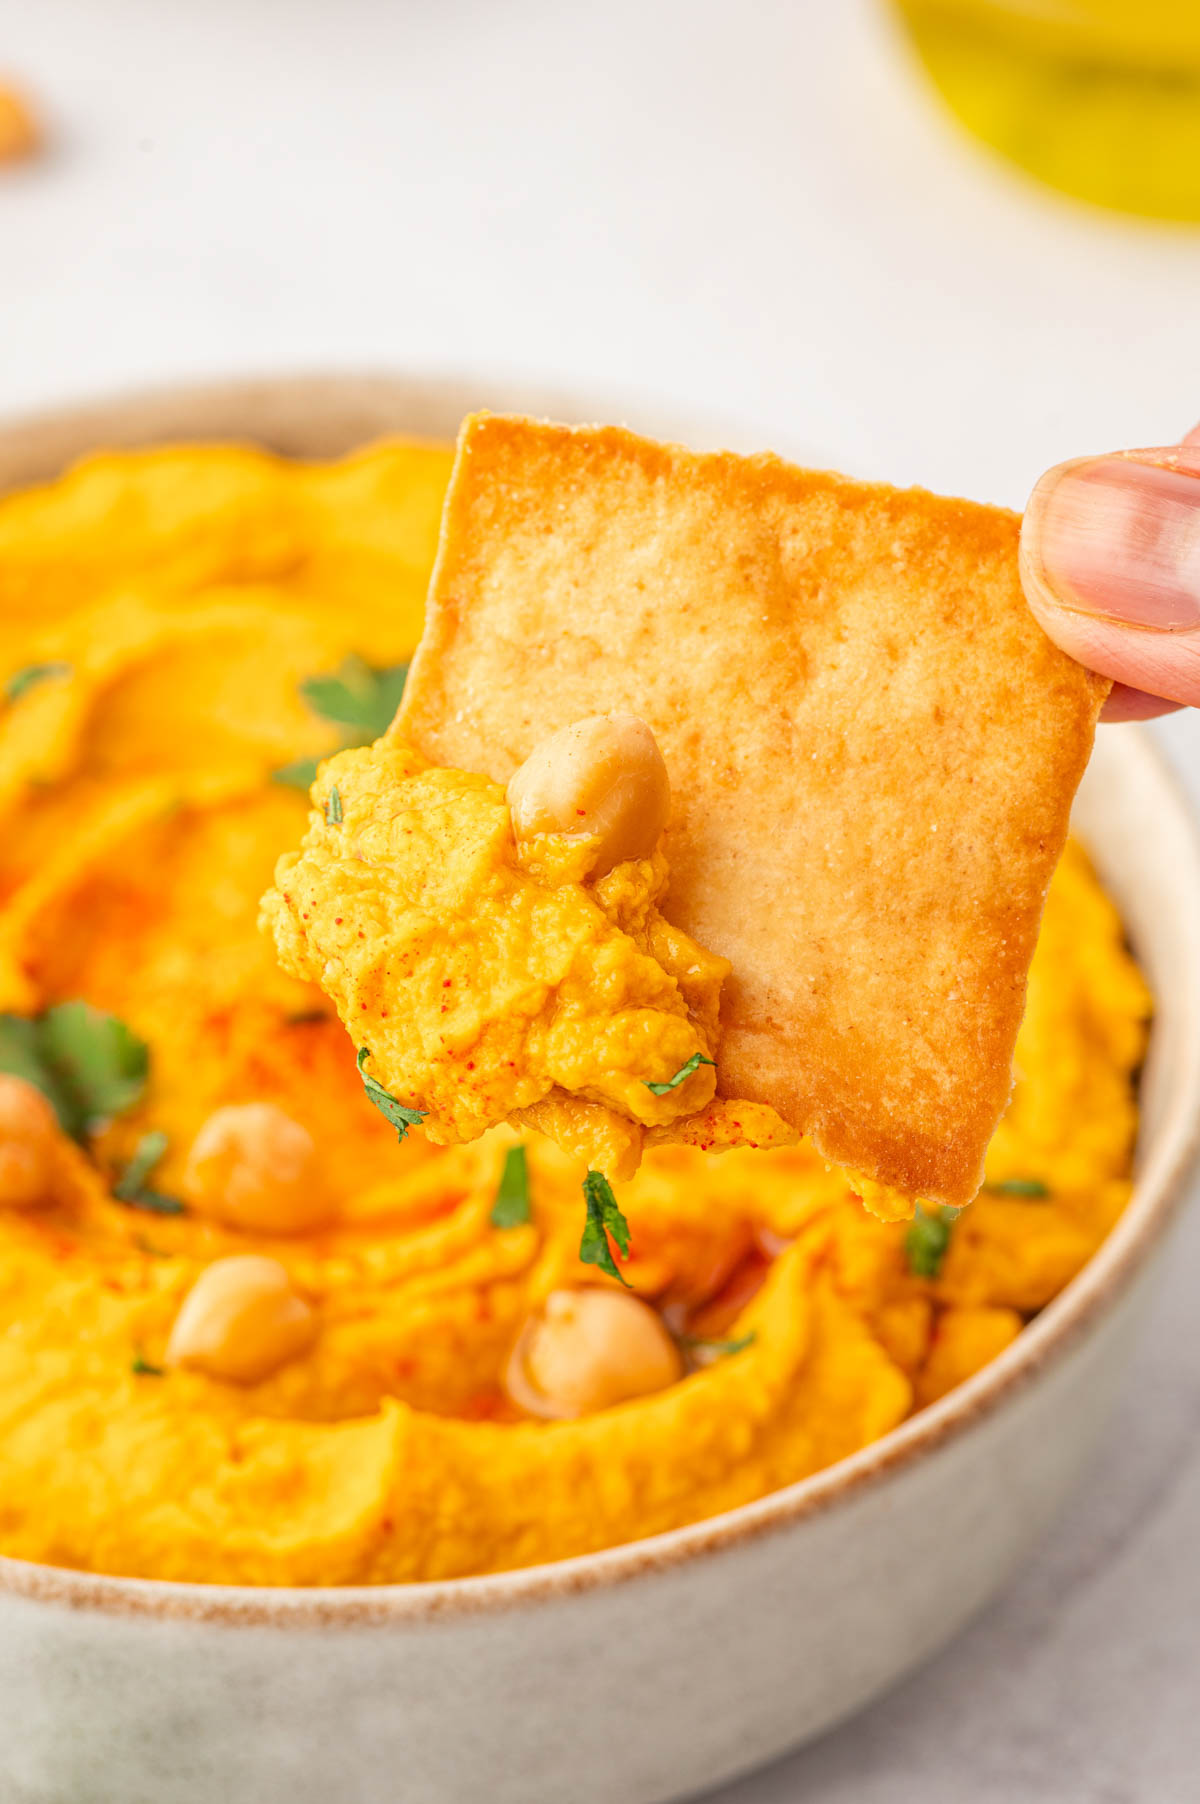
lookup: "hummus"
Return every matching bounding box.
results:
[0,443,1151,1586]
[261,735,794,1182]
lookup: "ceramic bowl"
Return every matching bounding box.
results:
[0,376,1198,1804]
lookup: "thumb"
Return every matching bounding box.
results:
[1020,440,1200,713]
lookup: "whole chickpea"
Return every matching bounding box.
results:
[507,715,670,877]
[165,1254,317,1384]
[184,1102,334,1234]
[505,1286,683,1419]
[0,1074,61,1209]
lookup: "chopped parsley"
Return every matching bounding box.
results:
[904,1203,960,1280]
[113,1130,186,1216]
[131,1353,165,1377]
[579,1169,631,1287]
[356,1046,425,1143]
[490,1143,531,1228]
[678,1331,756,1360]
[325,785,343,825]
[983,1177,1051,1199]
[645,1052,716,1096]
[0,1002,149,1139]
[4,661,71,704]
[272,656,410,789]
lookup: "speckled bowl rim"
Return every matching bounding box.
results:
[0,373,1197,1630]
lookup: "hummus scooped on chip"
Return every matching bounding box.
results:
[398,414,1110,1216]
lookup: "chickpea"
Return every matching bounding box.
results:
[184,1102,334,1234]
[505,1286,683,1420]
[507,715,670,877]
[0,1074,61,1209]
[165,1254,317,1384]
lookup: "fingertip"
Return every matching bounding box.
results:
[1099,682,1184,724]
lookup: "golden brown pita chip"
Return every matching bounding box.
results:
[400,414,1108,1209]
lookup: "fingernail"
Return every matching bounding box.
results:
[1021,453,1200,632]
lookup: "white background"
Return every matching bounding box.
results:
[4,2,1200,1798]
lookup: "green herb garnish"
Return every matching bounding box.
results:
[490,1144,531,1228]
[271,656,410,790]
[131,1353,165,1377]
[645,1051,716,1096]
[983,1177,1051,1199]
[113,1130,186,1216]
[904,1203,960,1280]
[679,1331,756,1360]
[325,785,343,825]
[0,1002,149,1139]
[301,656,409,737]
[356,1046,425,1143]
[4,661,71,704]
[579,1169,631,1287]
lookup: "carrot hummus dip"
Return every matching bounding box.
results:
[0,437,1149,1586]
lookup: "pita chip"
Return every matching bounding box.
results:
[399,414,1108,1210]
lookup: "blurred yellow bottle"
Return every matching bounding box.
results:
[893,0,1200,220]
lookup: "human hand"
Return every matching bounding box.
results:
[1019,426,1200,721]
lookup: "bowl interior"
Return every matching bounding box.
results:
[0,371,1198,1614]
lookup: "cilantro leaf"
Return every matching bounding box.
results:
[131,1353,165,1377]
[113,1130,186,1216]
[38,1002,149,1135]
[301,656,409,739]
[579,1169,632,1286]
[325,785,343,825]
[645,1051,716,1096]
[490,1143,531,1228]
[272,657,409,788]
[679,1330,756,1360]
[272,756,322,791]
[904,1203,960,1280]
[4,661,71,705]
[0,1003,149,1139]
[983,1177,1050,1199]
[356,1046,425,1143]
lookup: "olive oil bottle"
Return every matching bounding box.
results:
[893,0,1200,221]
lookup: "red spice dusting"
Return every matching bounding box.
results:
[379,1516,394,1535]
[334,918,343,926]
[393,1356,417,1379]
[443,979,452,988]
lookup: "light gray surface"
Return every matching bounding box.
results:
[3,2,1200,1797]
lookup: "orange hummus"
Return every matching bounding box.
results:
[0,442,1151,1585]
